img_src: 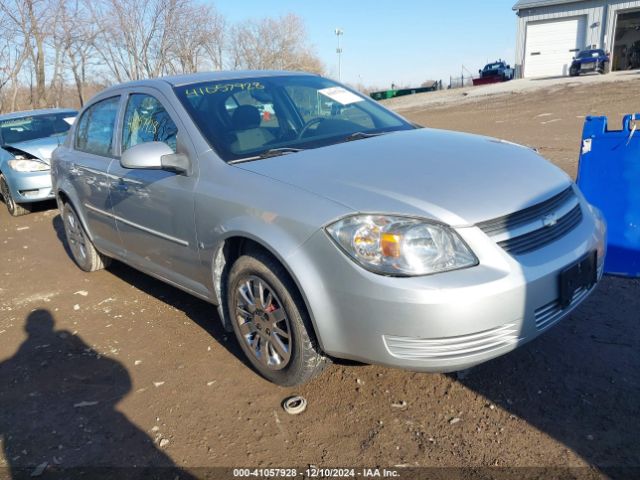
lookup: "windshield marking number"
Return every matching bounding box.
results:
[185,82,265,97]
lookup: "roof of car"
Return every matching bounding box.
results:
[0,108,77,122]
[103,70,318,92]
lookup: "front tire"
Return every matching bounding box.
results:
[0,175,31,217]
[227,252,327,386]
[61,202,110,272]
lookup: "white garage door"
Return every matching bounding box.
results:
[524,17,587,78]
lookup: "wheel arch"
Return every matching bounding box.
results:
[211,234,325,352]
[55,187,96,243]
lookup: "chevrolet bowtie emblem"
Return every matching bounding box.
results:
[542,212,559,228]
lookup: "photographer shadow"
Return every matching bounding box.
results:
[0,309,195,479]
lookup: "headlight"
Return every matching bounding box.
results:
[7,159,50,172]
[326,215,478,276]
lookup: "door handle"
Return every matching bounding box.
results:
[113,179,128,192]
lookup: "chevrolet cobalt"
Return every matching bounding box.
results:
[51,72,606,385]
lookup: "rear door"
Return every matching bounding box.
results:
[107,88,204,294]
[68,96,123,255]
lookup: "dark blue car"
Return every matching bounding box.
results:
[570,49,609,76]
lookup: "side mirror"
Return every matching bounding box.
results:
[478,69,482,74]
[120,141,190,174]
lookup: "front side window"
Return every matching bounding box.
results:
[122,94,178,153]
[0,112,76,145]
[75,97,120,157]
[174,75,412,162]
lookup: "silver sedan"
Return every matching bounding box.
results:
[51,71,606,386]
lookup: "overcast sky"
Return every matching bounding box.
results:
[216,0,517,88]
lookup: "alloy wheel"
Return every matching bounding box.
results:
[64,208,87,262]
[234,275,292,370]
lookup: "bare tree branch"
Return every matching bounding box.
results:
[230,14,324,74]
[0,1,326,112]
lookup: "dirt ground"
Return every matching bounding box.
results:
[0,78,639,478]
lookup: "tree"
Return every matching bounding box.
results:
[201,6,226,71]
[0,0,53,108]
[164,0,225,74]
[230,14,323,74]
[89,0,168,81]
[55,0,100,106]
[0,1,331,112]
[0,13,29,111]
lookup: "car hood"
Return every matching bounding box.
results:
[235,128,571,226]
[3,136,66,164]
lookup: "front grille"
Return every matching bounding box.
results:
[383,324,518,360]
[498,205,583,255]
[477,187,574,236]
[477,186,583,255]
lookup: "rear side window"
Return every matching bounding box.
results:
[122,94,178,153]
[75,97,120,157]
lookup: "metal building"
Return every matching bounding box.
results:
[514,0,640,78]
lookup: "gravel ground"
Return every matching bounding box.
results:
[0,76,638,479]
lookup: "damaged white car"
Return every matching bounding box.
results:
[0,108,77,216]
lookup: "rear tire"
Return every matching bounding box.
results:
[0,175,31,217]
[61,202,110,272]
[227,252,328,386]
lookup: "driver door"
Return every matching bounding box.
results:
[108,89,205,295]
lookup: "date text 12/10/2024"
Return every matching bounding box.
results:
[232,468,401,478]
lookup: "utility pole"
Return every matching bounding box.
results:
[335,28,344,81]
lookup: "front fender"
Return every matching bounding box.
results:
[211,212,320,291]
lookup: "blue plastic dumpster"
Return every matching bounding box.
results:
[577,114,640,277]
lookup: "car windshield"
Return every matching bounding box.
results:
[484,63,503,70]
[578,50,605,59]
[174,75,414,162]
[0,112,76,145]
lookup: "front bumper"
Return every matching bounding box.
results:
[577,60,606,71]
[289,202,606,372]
[2,168,54,203]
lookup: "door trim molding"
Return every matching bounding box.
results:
[84,203,189,247]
